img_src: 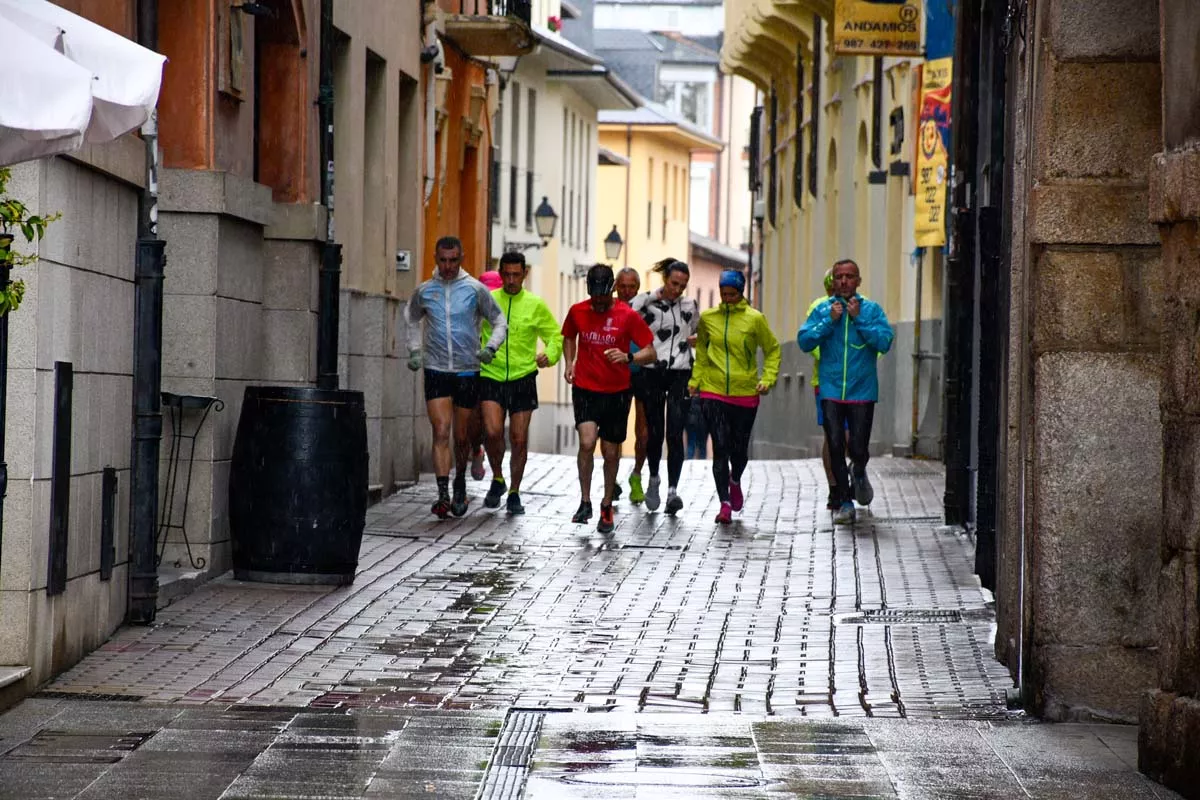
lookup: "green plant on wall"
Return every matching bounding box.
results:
[0,166,60,315]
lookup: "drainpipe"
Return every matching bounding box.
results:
[316,0,341,390]
[1010,0,1044,711]
[128,0,164,624]
[0,239,10,576]
[911,247,923,456]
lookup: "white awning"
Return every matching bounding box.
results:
[0,0,166,167]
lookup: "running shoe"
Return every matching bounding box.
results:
[450,483,469,517]
[613,482,623,500]
[628,474,645,504]
[470,447,486,481]
[833,501,856,524]
[506,492,525,516]
[431,494,452,519]
[572,501,593,523]
[852,469,874,506]
[597,503,615,534]
[665,493,683,515]
[826,489,838,511]
[644,476,662,511]
[729,482,744,512]
[715,502,733,524]
[484,478,506,509]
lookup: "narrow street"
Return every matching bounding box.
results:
[0,455,1176,798]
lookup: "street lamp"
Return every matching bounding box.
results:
[506,197,559,253]
[603,225,623,262]
[533,196,558,242]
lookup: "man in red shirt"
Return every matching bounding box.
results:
[562,264,657,533]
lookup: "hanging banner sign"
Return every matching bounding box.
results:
[833,0,923,56]
[914,57,952,247]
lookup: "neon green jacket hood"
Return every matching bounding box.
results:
[688,299,781,398]
[481,288,563,382]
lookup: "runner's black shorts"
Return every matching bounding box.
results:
[424,369,479,408]
[479,373,539,413]
[572,386,633,444]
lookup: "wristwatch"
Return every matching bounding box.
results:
[626,352,633,364]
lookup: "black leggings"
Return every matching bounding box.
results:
[702,399,758,502]
[644,370,692,486]
[821,400,875,505]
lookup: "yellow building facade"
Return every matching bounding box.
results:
[596,107,722,284]
[722,0,943,458]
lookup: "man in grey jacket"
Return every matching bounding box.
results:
[406,236,507,518]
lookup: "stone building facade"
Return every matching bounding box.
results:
[0,0,430,701]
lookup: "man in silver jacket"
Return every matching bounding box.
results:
[406,236,507,518]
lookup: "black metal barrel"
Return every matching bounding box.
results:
[229,386,367,585]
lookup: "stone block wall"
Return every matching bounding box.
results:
[1009,0,1163,722]
[0,141,144,687]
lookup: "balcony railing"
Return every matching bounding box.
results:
[456,0,532,26]
[445,0,535,56]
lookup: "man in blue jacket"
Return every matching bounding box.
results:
[798,259,893,523]
[406,236,508,519]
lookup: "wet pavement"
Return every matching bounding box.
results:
[0,455,1179,798]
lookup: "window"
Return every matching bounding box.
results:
[561,108,568,242]
[583,124,591,249]
[809,16,821,198]
[655,65,716,132]
[525,87,536,230]
[768,87,777,226]
[647,156,654,237]
[794,45,805,209]
[662,161,669,240]
[509,82,520,228]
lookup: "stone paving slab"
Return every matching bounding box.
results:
[527,714,1182,800]
[41,455,1012,719]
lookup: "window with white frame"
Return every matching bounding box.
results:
[655,64,716,133]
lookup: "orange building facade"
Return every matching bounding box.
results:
[421,42,494,278]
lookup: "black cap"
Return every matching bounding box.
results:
[586,264,615,297]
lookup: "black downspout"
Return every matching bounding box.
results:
[317,0,341,391]
[943,0,979,528]
[129,0,164,623]
[0,241,10,574]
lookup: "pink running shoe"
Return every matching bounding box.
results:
[715,502,733,524]
[729,482,744,512]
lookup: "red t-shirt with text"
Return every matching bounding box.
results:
[562,299,654,393]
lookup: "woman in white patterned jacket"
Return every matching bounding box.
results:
[629,258,700,515]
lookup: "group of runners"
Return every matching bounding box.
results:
[406,236,891,531]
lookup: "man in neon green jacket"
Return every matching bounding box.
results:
[808,269,838,509]
[479,251,564,514]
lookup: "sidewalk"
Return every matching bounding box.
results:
[0,454,1178,799]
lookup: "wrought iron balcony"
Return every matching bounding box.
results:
[445,0,535,57]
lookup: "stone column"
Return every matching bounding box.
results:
[1138,1,1200,792]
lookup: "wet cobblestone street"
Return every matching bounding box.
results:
[39,456,1009,717]
[0,455,1178,798]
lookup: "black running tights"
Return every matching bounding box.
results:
[644,370,692,487]
[702,399,758,503]
[820,399,874,505]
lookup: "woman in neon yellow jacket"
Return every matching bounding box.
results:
[688,270,781,524]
